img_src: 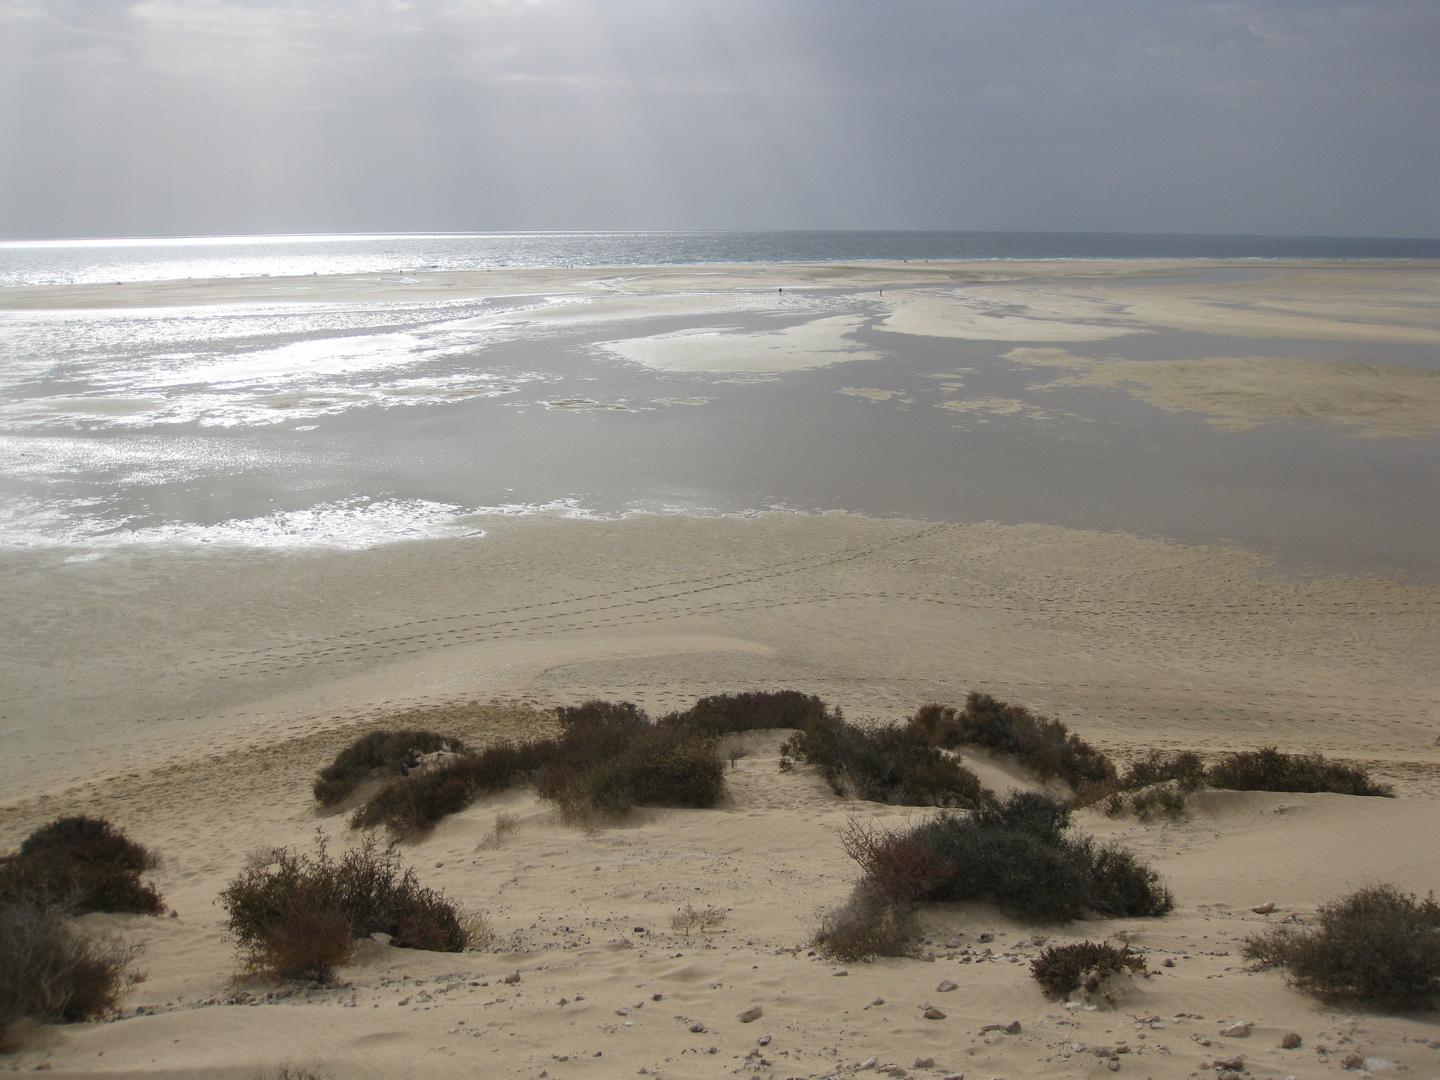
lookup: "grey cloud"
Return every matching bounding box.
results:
[1,0,1436,237]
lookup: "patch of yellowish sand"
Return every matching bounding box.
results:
[1006,346,1440,438]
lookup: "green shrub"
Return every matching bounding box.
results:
[0,817,163,916]
[219,836,470,982]
[314,729,470,806]
[1031,941,1146,997]
[660,691,831,736]
[928,692,1118,789]
[1243,884,1440,1007]
[780,711,989,808]
[1207,748,1393,797]
[863,793,1172,922]
[0,893,139,1045]
[351,739,557,839]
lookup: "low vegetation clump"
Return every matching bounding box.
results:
[660,691,831,736]
[1031,940,1147,997]
[350,738,558,839]
[0,817,164,915]
[1243,884,1440,1007]
[313,728,470,807]
[536,702,725,818]
[0,892,140,1047]
[852,792,1171,924]
[815,793,1170,962]
[780,710,989,808]
[1207,747,1393,797]
[218,836,474,982]
[670,903,727,936]
[909,693,1118,790]
[813,883,923,962]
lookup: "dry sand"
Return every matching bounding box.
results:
[3,260,1440,1076]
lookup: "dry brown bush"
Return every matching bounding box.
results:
[812,885,921,961]
[670,903,727,936]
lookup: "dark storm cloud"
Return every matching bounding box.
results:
[1,0,1437,238]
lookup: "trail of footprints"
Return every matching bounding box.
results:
[172,522,1434,693]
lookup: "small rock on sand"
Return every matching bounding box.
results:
[936,980,958,992]
[1221,1021,1252,1037]
[860,1057,879,1070]
[688,1022,705,1033]
[914,1058,935,1069]
[923,1007,947,1020]
[1280,1032,1302,1049]
[738,1006,762,1023]
[1251,901,1276,914]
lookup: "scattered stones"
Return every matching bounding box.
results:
[1251,902,1276,914]
[503,972,522,985]
[1221,1021,1252,1037]
[1280,1033,1302,1049]
[914,1058,935,1069]
[688,1022,706,1033]
[738,1006,763,1023]
[980,1021,1021,1035]
[923,1007,947,1020]
[936,980,958,993]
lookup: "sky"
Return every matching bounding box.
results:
[1,0,1438,240]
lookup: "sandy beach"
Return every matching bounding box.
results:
[2,260,1439,1076]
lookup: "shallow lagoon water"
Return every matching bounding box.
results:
[2,270,1436,578]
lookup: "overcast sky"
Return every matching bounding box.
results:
[2,0,1437,239]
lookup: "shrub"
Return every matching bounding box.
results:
[351,739,557,839]
[538,721,725,817]
[813,884,922,962]
[660,691,831,736]
[780,711,989,808]
[838,817,957,902]
[1122,750,1206,792]
[0,893,139,1044]
[859,792,1172,922]
[219,836,470,982]
[0,817,164,916]
[927,692,1118,790]
[1031,941,1146,997]
[314,729,470,806]
[1207,748,1393,797]
[670,903,727,936]
[1243,884,1440,1007]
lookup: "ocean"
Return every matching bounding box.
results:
[4,230,1440,288]
[1,232,1437,573]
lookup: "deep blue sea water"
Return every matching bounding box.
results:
[3,230,1438,287]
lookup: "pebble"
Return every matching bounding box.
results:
[914,1058,935,1069]
[1221,1022,1252,1037]
[689,1022,705,1033]
[1280,1032,1302,1049]
[833,969,849,977]
[738,1006,762,1023]
[503,972,522,985]
[1341,1053,1364,1069]
[860,1057,879,1070]
[1107,1060,1120,1071]
[758,1034,771,1046]
[1251,901,1276,914]
[937,980,958,992]
[1213,1057,1245,1070]
[923,1007,947,1020]
[1162,958,1175,967]
[978,933,994,942]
